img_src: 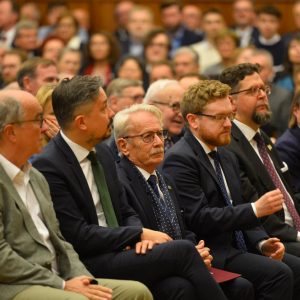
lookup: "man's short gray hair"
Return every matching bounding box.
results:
[0,96,23,135]
[143,79,180,104]
[173,46,199,64]
[113,103,162,141]
[106,78,142,98]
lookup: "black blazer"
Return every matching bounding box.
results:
[116,156,196,243]
[227,123,300,242]
[32,132,143,259]
[163,129,267,268]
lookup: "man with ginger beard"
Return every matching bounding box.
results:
[144,79,185,151]
[221,63,300,258]
[162,79,300,299]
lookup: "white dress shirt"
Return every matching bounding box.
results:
[60,131,107,227]
[0,154,59,274]
[233,120,300,240]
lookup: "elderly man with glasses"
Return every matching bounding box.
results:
[144,79,185,151]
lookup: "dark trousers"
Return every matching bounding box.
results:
[224,252,293,300]
[84,240,227,300]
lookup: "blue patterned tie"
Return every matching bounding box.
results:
[209,151,247,251]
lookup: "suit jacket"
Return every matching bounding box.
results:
[116,156,196,243]
[0,163,90,300]
[32,132,143,260]
[227,123,300,242]
[163,129,268,268]
[276,127,300,192]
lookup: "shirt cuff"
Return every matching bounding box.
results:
[62,280,65,289]
[257,239,267,253]
[297,232,300,242]
[251,203,258,217]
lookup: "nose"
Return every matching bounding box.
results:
[224,117,232,127]
[153,133,164,145]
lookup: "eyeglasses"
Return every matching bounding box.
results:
[123,130,168,143]
[230,85,271,96]
[152,101,181,112]
[9,114,44,128]
[194,112,236,122]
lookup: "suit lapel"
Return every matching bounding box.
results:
[54,133,99,224]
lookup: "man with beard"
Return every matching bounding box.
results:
[144,79,185,151]
[162,79,300,300]
[32,75,229,300]
[220,63,300,257]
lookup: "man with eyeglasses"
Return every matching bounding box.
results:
[0,89,155,300]
[163,79,300,300]
[105,78,145,160]
[221,63,300,259]
[32,75,228,300]
[144,79,185,151]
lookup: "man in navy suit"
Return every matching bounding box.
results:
[220,63,300,257]
[163,79,300,299]
[33,75,228,300]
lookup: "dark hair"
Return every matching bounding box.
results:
[52,75,103,129]
[56,11,79,32]
[160,0,182,11]
[143,28,171,53]
[17,57,56,89]
[282,33,300,76]
[202,7,222,19]
[289,91,300,128]
[256,5,282,19]
[219,63,260,92]
[116,55,145,76]
[87,31,120,66]
[47,0,67,11]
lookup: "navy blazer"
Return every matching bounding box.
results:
[32,132,143,259]
[116,156,196,243]
[227,123,300,242]
[163,129,267,268]
[276,127,300,192]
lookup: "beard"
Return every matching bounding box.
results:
[252,105,272,125]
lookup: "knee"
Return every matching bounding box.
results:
[168,240,197,254]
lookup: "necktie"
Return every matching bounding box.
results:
[147,175,160,198]
[87,151,118,227]
[209,151,248,251]
[164,137,173,152]
[147,174,182,240]
[253,132,300,231]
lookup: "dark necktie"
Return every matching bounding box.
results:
[253,132,300,231]
[164,137,173,152]
[209,151,248,251]
[147,174,182,240]
[87,151,118,227]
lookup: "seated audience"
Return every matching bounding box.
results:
[276,92,300,192]
[39,36,65,63]
[144,79,185,151]
[172,47,200,79]
[17,57,59,95]
[57,48,81,78]
[149,60,175,83]
[0,88,152,300]
[163,79,300,299]
[32,75,228,300]
[82,31,120,88]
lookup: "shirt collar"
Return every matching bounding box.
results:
[0,153,31,184]
[136,165,157,181]
[233,119,259,141]
[60,131,91,163]
[258,34,281,46]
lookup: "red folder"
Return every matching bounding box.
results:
[210,267,241,283]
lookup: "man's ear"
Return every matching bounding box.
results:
[186,113,198,130]
[116,138,129,156]
[22,76,32,93]
[74,114,87,130]
[2,124,17,142]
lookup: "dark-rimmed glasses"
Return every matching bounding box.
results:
[123,130,168,143]
[230,85,271,96]
[152,101,181,112]
[9,114,44,128]
[194,112,236,122]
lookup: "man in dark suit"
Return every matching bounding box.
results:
[114,103,259,300]
[163,79,300,299]
[0,89,152,300]
[220,63,300,257]
[33,75,228,300]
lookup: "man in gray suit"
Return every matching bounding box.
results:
[0,89,152,300]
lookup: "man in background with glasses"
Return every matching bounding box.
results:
[222,63,300,259]
[163,79,300,299]
[144,79,185,151]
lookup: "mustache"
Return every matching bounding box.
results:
[151,148,164,155]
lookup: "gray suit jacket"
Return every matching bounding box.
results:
[0,163,90,300]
